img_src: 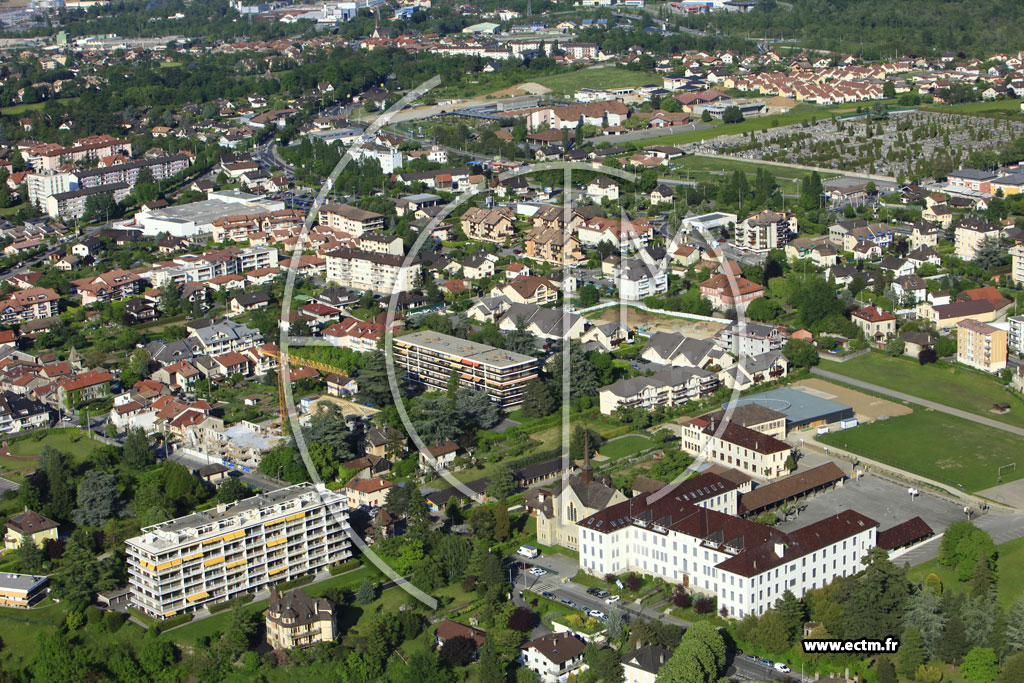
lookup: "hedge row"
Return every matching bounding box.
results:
[207,593,255,614]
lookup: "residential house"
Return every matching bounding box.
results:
[621,645,672,683]
[264,589,336,650]
[599,366,719,415]
[345,477,394,509]
[229,291,272,316]
[493,276,559,305]
[642,332,731,370]
[0,288,60,324]
[955,217,1001,261]
[699,274,764,311]
[851,306,896,343]
[3,509,58,551]
[520,633,587,683]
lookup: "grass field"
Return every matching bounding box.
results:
[596,434,653,460]
[669,155,840,190]
[635,102,839,147]
[817,409,1024,492]
[920,98,1024,116]
[0,97,80,115]
[533,67,659,95]
[908,536,1024,608]
[1,429,103,477]
[819,353,1024,428]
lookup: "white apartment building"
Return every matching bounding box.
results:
[734,210,796,253]
[954,219,1001,261]
[599,366,719,415]
[127,484,351,619]
[576,473,878,619]
[616,259,668,301]
[188,319,264,356]
[1011,241,1024,285]
[149,247,278,286]
[1009,315,1024,353]
[325,248,418,294]
[26,170,76,209]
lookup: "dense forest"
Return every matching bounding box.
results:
[694,0,1024,59]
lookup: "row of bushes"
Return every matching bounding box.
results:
[153,612,194,634]
[328,558,361,576]
[207,593,255,614]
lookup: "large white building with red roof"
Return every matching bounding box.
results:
[576,471,879,619]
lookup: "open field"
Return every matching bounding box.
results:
[596,434,653,460]
[635,102,838,147]
[1,429,103,477]
[793,378,912,422]
[908,536,1024,608]
[0,97,79,115]
[819,353,1024,428]
[817,409,1024,493]
[531,67,659,95]
[669,155,840,189]
[921,98,1024,116]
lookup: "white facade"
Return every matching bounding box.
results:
[577,475,877,619]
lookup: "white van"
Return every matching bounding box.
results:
[518,545,540,559]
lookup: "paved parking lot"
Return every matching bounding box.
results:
[776,471,968,535]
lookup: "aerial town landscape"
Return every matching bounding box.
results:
[0,0,1021,681]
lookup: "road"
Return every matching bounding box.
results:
[893,508,1024,567]
[810,368,1024,438]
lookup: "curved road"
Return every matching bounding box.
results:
[811,368,1024,438]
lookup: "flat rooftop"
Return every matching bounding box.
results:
[140,199,281,227]
[129,483,343,551]
[0,573,47,592]
[396,330,537,369]
[728,387,853,428]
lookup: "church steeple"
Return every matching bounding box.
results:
[580,431,593,485]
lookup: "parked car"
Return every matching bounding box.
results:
[774,663,791,674]
[595,590,610,598]
[586,588,601,596]
[587,610,606,620]
[528,567,547,576]
[542,591,556,599]
[560,599,576,608]
[604,595,621,604]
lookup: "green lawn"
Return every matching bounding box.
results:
[0,98,80,115]
[817,409,1024,492]
[0,601,64,668]
[908,537,1024,608]
[820,353,1024,428]
[669,155,840,188]
[920,98,1023,116]
[596,434,653,460]
[534,67,659,95]
[633,102,841,147]
[2,429,104,478]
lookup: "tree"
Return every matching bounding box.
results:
[216,478,251,504]
[885,338,905,356]
[439,635,477,667]
[997,652,1024,683]
[745,297,782,321]
[577,284,601,307]
[40,447,75,521]
[82,193,119,223]
[659,620,726,683]
[477,637,505,683]
[782,339,819,368]
[775,590,806,641]
[961,647,998,683]
[917,664,943,683]
[357,351,394,407]
[547,340,600,401]
[16,536,45,573]
[507,607,537,632]
[486,465,516,501]
[122,427,154,468]
[521,378,556,418]
[755,609,791,654]
[974,236,1005,270]
[52,529,115,612]
[903,585,946,655]
[876,655,897,683]
[1005,594,1024,654]
[938,614,969,664]
[722,106,744,124]
[356,578,376,605]
[897,625,927,678]
[454,388,503,431]
[800,172,824,211]
[883,81,897,98]
[843,547,909,641]
[701,110,712,122]
[494,501,511,541]
[72,469,120,527]
[31,631,88,683]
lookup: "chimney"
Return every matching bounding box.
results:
[774,542,785,558]
[216,502,227,514]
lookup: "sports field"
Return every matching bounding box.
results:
[817,410,1024,493]
[819,353,1024,429]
